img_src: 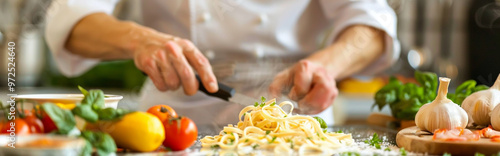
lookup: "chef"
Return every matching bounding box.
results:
[45,0,400,126]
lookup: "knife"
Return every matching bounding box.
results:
[142,71,259,106]
[195,75,259,106]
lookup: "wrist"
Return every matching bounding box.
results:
[304,43,348,79]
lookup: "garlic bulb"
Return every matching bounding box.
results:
[415,77,468,133]
[461,74,500,126]
[492,103,500,130]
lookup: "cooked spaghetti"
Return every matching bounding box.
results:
[200,98,354,155]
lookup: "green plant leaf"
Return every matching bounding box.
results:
[313,117,328,129]
[72,105,98,123]
[82,90,105,110]
[81,131,116,156]
[41,103,76,134]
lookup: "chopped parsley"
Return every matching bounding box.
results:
[337,130,343,133]
[261,96,266,102]
[384,147,391,151]
[260,103,265,107]
[365,133,382,149]
[306,137,312,140]
[210,144,219,149]
[290,140,294,149]
[266,130,271,135]
[340,152,361,156]
[269,136,277,143]
[270,102,276,106]
[252,144,259,149]
[400,147,407,156]
[474,153,484,156]
[254,102,259,107]
[245,139,249,143]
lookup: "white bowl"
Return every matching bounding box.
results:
[11,94,123,109]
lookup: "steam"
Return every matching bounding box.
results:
[476,2,500,28]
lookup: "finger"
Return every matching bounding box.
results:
[269,69,292,98]
[289,60,314,101]
[298,70,337,114]
[139,56,168,91]
[165,41,198,95]
[177,39,218,93]
[154,49,180,90]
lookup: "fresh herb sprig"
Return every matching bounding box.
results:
[373,71,488,120]
[364,133,383,149]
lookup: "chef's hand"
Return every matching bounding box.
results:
[64,13,218,95]
[269,60,338,114]
[268,25,386,114]
[132,30,218,95]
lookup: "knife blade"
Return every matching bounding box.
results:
[196,75,259,106]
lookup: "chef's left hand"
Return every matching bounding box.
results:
[269,60,338,114]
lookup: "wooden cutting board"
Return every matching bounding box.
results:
[396,126,500,155]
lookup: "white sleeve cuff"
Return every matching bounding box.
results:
[320,0,401,76]
[45,0,118,77]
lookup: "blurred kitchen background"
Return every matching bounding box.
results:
[0,0,499,125]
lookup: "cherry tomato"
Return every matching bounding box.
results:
[24,115,44,134]
[162,116,197,151]
[41,112,57,133]
[1,119,31,136]
[147,105,177,122]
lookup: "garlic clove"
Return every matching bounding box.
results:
[415,77,468,133]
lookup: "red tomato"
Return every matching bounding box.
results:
[147,105,177,122]
[41,112,57,133]
[162,116,198,151]
[1,119,31,136]
[24,115,44,134]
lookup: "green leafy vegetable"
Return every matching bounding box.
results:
[72,105,98,123]
[340,152,361,156]
[384,147,391,151]
[254,102,259,107]
[474,152,485,156]
[400,147,407,156]
[73,86,131,122]
[364,133,382,149]
[80,131,116,156]
[41,103,76,134]
[373,71,487,120]
[313,116,328,132]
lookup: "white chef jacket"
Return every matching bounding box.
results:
[45,0,400,126]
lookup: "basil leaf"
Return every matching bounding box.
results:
[41,103,76,134]
[455,80,476,94]
[80,139,93,156]
[72,105,98,123]
[98,108,131,121]
[474,85,489,92]
[78,85,89,96]
[97,108,117,120]
[313,117,327,129]
[81,131,116,156]
[81,90,105,110]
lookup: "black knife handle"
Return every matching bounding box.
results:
[142,72,235,101]
[195,75,235,101]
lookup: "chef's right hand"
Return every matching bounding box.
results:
[131,27,218,95]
